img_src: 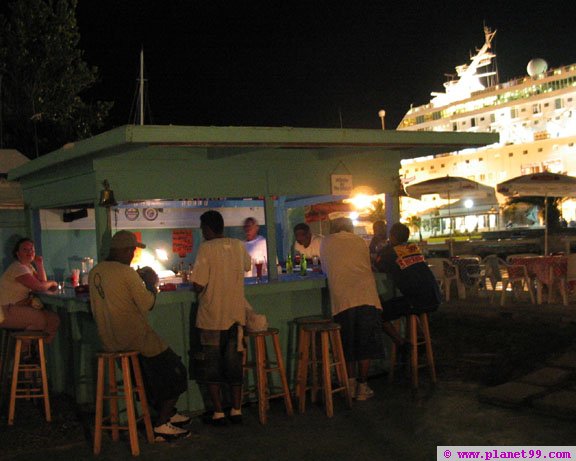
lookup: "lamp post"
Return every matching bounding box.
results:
[378,109,386,130]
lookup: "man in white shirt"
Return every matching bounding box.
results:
[320,217,385,401]
[293,223,323,259]
[191,210,252,424]
[242,217,267,276]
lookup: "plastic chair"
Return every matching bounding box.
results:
[559,254,576,306]
[499,259,536,305]
[426,257,465,301]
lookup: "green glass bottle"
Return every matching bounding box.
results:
[286,254,293,274]
[300,254,307,276]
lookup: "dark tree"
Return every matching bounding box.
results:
[0,0,112,157]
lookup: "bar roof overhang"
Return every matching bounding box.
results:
[8,125,499,209]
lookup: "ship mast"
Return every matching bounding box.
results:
[431,27,497,107]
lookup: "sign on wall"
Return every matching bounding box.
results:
[331,174,353,195]
[172,229,193,258]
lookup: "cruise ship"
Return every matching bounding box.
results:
[397,27,576,238]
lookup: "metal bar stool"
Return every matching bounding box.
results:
[244,328,293,424]
[389,313,437,388]
[93,351,154,456]
[296,322,352,417]
[7,331,51,425]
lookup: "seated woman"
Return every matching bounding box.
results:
[0,238,60,343]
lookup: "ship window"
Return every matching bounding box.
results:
[532,104,541,114]
[416,115,425,124]
[452,122,457,131]
[430,166,434,169]
[432,111,441,120]
[508,153,514,157]
[480,117,485,121]
[538,148,543,152]
[544,103,549,107]
[441,164,445,168]
[466,160,470,164]
[479,158,483,161]
[569,98,573,102]
[523,150,528,155]
[490,114,496,123]
[470,118,476,127]
[521,108,526,112]
[570,143,574,147]
[480,174,486,181]
[555,98,564,109]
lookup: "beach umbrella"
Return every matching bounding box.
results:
[405,175,495,236]
[497,171,576,255]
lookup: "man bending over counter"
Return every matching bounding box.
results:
[89,230,191,442]
[320,217,385,401]
[191,210,252,425]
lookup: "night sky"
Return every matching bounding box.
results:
[75,1,576,131]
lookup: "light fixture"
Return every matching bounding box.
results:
[99,180,118,207]
[464,199,474,209]
[378,109,386,130]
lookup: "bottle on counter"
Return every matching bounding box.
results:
[300,254,307,276]
[286,254,293,274]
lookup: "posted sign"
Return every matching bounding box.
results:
[331,174,353,195]
[172,229,193,258]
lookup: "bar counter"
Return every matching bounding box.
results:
[36,272,393,413]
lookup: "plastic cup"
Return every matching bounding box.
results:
[71,269,80,286]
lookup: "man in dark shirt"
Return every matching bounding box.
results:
[375,222,441,346]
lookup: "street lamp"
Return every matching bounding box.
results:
[378,109,386,130]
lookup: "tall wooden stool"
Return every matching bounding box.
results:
[296,323,352,417]
[389,313,437,389]
[93,351,154,456]
[244,328,293,424]
[292,316,332,404]
[7,331,51,425]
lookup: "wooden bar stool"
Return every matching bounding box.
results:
[93,351,154,456]
[389,313,437,389]
[292,316,331,404]
[7,331,51,425]
[296,322,352,417]
[244,328,293,425]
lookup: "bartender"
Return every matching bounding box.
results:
[243,217,267,276]
[293,223,323,260]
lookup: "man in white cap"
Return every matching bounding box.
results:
[89,230,191,441]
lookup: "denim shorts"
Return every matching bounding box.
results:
[138,348,188,407]
[193,324,243,385]
[333,305,386,362]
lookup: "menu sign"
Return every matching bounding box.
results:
[172,230,193,258]
[331,174,353,195]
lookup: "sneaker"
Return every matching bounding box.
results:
[348,378,357,399]
[169,412,191,427]
[153,422,191,442]
[355,382,375,401]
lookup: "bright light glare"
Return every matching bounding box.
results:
[464,199,474,209]
[348,194,373,211]
[131,249,166,274]
[155,248,169,261]
[349,211,359,220]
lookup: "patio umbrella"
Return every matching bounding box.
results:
[497,171,576,255]
[405,175,495,236]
